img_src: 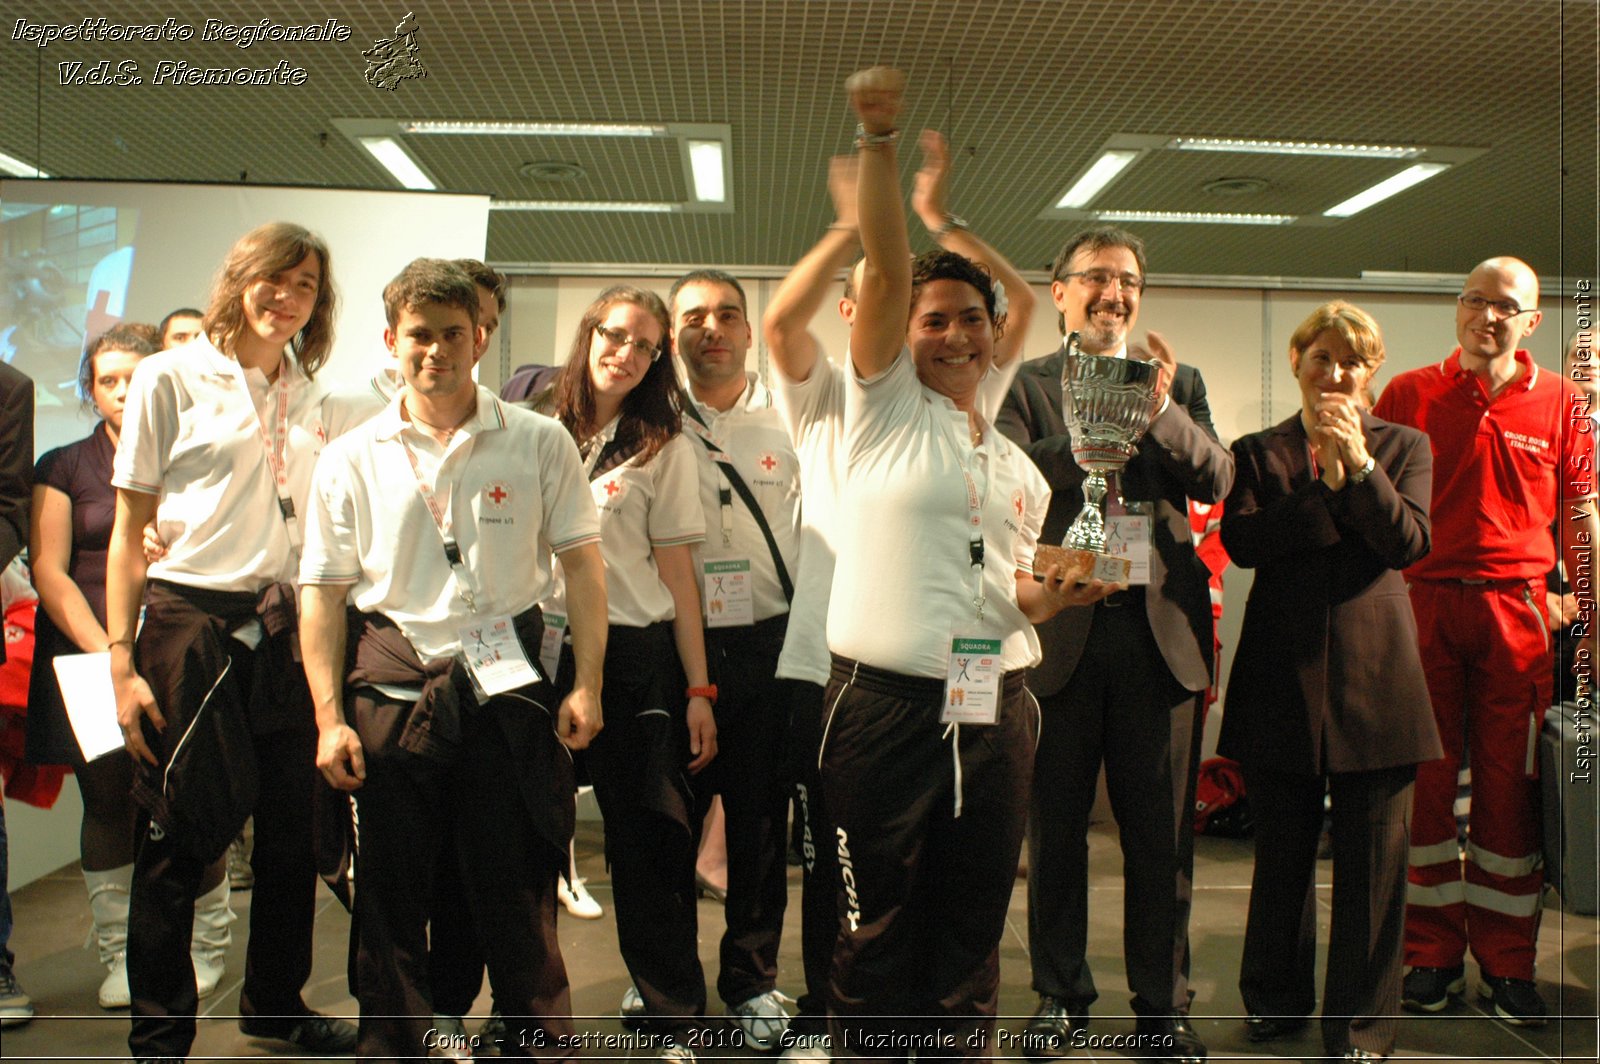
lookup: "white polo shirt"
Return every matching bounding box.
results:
[544,426,704,628]
[771,353,846,685]
[300,386,600,660]
[112,335,327,592]
[774,348,1026,686]
[322,365,399,440]
[828,349,1049,679]
[684,373,801,624]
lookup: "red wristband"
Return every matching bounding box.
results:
[686,685,718,705]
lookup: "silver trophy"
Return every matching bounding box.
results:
[1034,332,1160,584]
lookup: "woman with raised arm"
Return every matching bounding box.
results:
[819,68,1090,1058]
[538,286,718,1059]
[105,222,355,1061]
[1220,301,1438,1063]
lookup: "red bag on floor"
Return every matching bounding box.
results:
[1193,756,1252,838]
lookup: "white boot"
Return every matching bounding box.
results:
[84,866,132,1010]
[191,877,234,999]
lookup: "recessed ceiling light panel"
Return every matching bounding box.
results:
[492,200,679,213]
[1168,137,1426,159]
[1095,209,1297,226]
[404,120,667,137]
[1322,162,1450,217]
[1055,150,1140,209]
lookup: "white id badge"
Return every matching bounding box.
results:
[703,557,754,628]
[941,636,1002,725]
[457,614,542,700]
[1104,514,1151,586]
[539,613,567,682]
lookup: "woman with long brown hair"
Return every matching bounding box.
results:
[538,285,717,1058]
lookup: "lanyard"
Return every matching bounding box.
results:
[962,466,987,622]
[397,430,479,612]
[231,361,300,549]
[683,414,737,548]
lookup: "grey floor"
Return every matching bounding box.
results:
[4,820,1596,1062]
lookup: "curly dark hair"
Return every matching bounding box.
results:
[911,249,1000,324]
[549,286,680,469]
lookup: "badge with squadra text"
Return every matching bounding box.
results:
[941,636,1002,725]
[703,557,754,628]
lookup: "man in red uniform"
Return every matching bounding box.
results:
[1374,256,1597,1026]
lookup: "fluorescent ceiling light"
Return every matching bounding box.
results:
[404,120,667,137]
[1167,137,1425,159]
[358,136,435,190]
[0,149,49,177]
[687,139,725,202]
[492,200,679,213]
[1323,162,1450,217]
[1094,210,1297,226]
[1056,150,1139,208]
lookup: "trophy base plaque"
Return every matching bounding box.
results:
[1032,543,1131,585]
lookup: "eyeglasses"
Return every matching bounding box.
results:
[1061,269,1145,293]
[1458,294,1536,319]
[594,324,662,362]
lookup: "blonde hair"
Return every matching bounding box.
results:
[1289,300,1385,371]
[202,222,337,377]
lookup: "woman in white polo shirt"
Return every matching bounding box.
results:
[820,69,1090,1057]
[104,222,355,1060]
[539,285,717,1050]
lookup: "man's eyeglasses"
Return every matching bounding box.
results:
[1458,294,1536,319]
[1061,269,1145,293]
[595,324,662,362]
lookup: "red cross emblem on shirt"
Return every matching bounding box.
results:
[759,452,778,473]
[605,480,622,497]
[484,482,510,507]
[1012,489,1026,520]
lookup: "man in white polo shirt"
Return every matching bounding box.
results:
[299,259,606,1060]
[667,268,801,1050]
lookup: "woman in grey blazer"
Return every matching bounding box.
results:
[1220,301,1442,1063]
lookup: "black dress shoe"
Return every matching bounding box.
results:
[1244,1014,1308,1042]
[1021,995,1086,1060]
[1133,1013,1206,1064]
[239,1012,358,1054]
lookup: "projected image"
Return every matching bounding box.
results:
[1,202,138,444]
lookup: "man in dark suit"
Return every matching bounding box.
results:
[995,226,1232,1064]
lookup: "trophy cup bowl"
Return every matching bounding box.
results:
[1033,334,1160,584]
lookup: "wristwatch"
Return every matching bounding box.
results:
[1346,456,1376,485]
[931,213,969,239]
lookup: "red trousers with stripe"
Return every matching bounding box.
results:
[1404,579,1549,979]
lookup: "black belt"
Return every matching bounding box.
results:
[828,653,1026,700]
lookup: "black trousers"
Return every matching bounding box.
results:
[127,663,318,1059]
[1240,764,1416,1058]
[785,679,836,1033]
[699,615,792,1008]
[1026,596,1203,1017]
[350,687,574,1062]
[582,622,705,1029]
[822,657,1036,1063]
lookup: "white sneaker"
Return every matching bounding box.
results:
[779,1032,832,1061]
[98,952,131,1009]
[727,989,794,1052]
[557,876,603,919]
[659,1043,696,1063]
[620,985,647,1030]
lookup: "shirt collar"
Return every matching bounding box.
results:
[374,384,505,442]
[690,371,769,418]
[1444,347,1538,394]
